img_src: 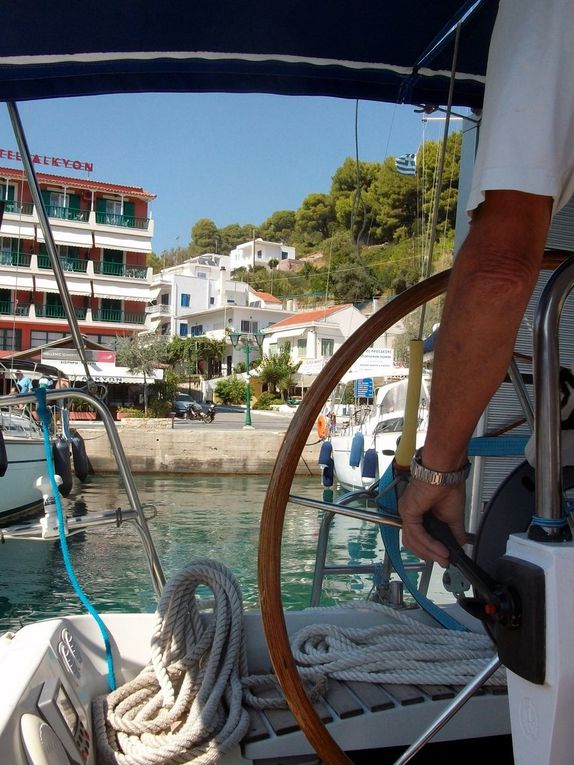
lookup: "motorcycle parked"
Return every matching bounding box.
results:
[186,401,216,423]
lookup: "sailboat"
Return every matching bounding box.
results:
[0,3,571,764]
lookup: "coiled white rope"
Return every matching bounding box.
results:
[92,560,504,764]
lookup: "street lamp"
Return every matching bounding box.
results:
[229,329,264,428]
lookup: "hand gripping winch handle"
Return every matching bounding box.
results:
[422,514,502,607]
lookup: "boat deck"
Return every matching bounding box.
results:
[243,675,509,760]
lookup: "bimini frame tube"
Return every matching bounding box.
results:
[532,255,574,529]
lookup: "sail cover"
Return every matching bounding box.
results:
[0,1,498,107]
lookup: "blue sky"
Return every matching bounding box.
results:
[0,94,449,255]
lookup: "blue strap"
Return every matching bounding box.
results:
[468,435,528,457]
[34,388,116,691]
[377,434,529,631]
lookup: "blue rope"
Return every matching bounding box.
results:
[34,388,116,691]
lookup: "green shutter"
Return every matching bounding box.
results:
[68,194,80,210]
[123,201,135,227]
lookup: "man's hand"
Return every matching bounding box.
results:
[398,480,468,567]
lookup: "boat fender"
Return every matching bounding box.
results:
[361,447,378,479]
[52,437,73,497]
[318,440,333,468]
[317,415,329,440]
[70,429,90,482]
[349,432,364,467]
[0,430,7,477]
[322,456,334,487]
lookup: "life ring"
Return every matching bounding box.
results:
[316,415,328,439]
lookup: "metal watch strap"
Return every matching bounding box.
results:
[410,448,471,487]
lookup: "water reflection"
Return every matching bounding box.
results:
[0,472,430,633]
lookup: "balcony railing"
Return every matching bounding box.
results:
[45,205,90,222]
[0,301,30,316]
[93,261,147,279]
[38,254,89,273]
[92,309,145,324]
[35,305,87,320]
[0,249,31,267]
[145,303,171,315]
[2,200,33,216]
[95,212,149,230]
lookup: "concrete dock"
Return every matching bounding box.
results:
[72,418,322,475]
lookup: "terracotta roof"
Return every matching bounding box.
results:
[252,290,282,304]
[270,304,351,329]
[0,165,155,200]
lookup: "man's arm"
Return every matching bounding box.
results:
[398,190,552,565]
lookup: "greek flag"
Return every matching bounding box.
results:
[395,153,416,175]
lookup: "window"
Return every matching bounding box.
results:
[281,251,289,260]
[257,250,263,259]
[161,323,170,335]
[321,339,334,357]
[297,338,307,353]
[209,297,215,305]
[197,271,207,279]
[240,320,258,333]
[179,323,188,337]
[190,324,204,337]
[160,293,170,305]
[0,327,21,351]
[85,334,116,349]
[180,293,190,308]
[30,330,66,347]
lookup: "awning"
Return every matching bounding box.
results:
[47,359,164,384]
[2,274,33,290]
[92,282,151,301]
[0,3,495,109]
[34,276,92,294]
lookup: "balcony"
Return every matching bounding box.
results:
[0,301,30,316]
[93,261,147,279]
[38,254,89,273]
[95,212,150,230]
[35,305,87,320]
[145,303,171,315]
[2,201,33,216]
[92,309,145,325]
[45,204,90,223]
[0,249,31,267]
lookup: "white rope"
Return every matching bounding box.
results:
[92,561,504,765]
[92,559,251,765]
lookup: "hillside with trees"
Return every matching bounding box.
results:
[149,131,461,306]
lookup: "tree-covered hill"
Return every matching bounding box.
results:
[150,131,461,305]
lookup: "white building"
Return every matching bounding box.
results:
[263,303,399,385]
[175,299,293,377]
[229,239,295,272]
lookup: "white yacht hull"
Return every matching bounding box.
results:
[331,429,427,490]
[1,436,47,522]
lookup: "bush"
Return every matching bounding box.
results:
[148,399,172,417]
[117,406,146,418]
[214,376,247,405]
[253,392,282,410]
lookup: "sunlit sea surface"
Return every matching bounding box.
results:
[0,472,451,634]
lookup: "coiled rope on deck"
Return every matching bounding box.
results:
[93,560,505,764]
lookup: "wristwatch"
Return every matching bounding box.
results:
[410,448,471,487]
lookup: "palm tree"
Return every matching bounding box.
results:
[256,346,301,402]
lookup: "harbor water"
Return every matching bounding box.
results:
[0,472,414,635]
